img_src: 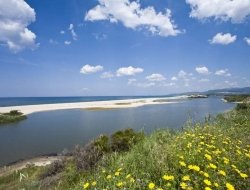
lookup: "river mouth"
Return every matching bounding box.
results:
[0,96,235,166]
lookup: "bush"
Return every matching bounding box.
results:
[73,143,104,171]
[236,103,249,111]
[110,128,144,152]
[40,160,65,179]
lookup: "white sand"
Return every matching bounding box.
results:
[0,96,188,115]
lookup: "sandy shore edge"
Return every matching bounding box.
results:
[0,96,188,115]
[0,156,65,177]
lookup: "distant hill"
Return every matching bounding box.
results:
[204,87,250,95]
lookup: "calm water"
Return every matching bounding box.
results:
[0,97,234,166]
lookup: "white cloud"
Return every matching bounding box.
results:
[60,30,65,34]
[162,82,175,87]
[0,0,37,52]
[215,69,231,76]
[80,64,104,74]
[146,73,166,82]
[171,76,178,81]
[244,37,250,45]
[209,33,236,45]
[49,39,58,45]
[199,78,210,82]
[101,72,114,79]
[116,66,143,76]
[93,33,107,40]
[186,0,250,23]
[127,78,137,85]
[178,70,187,78]
[85,0,181,37]
[68,24,77,40]
[195,66,209,74]
[134,82,155,88]
[64,40,71,45]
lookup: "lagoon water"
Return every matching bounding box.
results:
[0,96,234,166]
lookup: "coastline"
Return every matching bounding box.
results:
[0,155,65,177]
[0,96,188,115]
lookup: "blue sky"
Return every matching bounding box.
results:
[0,0,250,97]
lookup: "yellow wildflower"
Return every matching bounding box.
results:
[116,182,123,187]
[162,175,174,181]
[115,171,120,176]
[204,179,212,186]
[126,174,131,179]
[179,155,184,159]
[130,178,135,183]
[180,182,188,189]
[209,163,217,169]
[83,182,90,189]
[239,173,248,178]
[182,175,190,181]
[218,170,226,176]
[188,165,200,171]
[91,181,97,186]
[204,172,209,178]
[214,183,219,187]
[148,182,155,189]
[231,165,237,169]
[179,161,186,167]
[106,175,112,179]
[205,154,212,160]
[205,187,212,190]
[226,183,235,190]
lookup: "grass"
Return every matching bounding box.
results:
[0,104,249,190]
[0,110,26,125]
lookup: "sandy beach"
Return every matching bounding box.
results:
[0,96,188,115]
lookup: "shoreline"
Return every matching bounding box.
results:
[0,155,65,177]
[0,96,188,115]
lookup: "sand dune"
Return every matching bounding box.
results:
[0,96,188,115]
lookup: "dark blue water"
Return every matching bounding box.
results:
[0,96,170,107]
[0,97,235,166]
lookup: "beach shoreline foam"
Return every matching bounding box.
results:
[0,96,188,115]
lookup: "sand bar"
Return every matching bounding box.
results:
[0,96,188,115]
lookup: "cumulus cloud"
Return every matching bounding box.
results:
[60,30,65,34]
[178,70,188,78]
[209,33,236,45]
[68,24,77,40]
[85,0,181,37]
[195,66,209,74]
[101,72,114,78]
[186,0,250,23]
[215,69,231,76]
[64,40,71,45]
[146,73,166,82]
[116,66,143,76]
[0,0,38,52]
[171,76,178,81]
[80,64,104,74]
[134,82,155,88]
[244,37,250,45]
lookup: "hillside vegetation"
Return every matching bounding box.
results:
[0,104,249,190]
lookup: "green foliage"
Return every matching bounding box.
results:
[224,94,250,102]
[0,110,26,125]
[110,128,144,152]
